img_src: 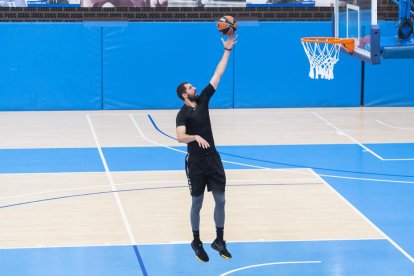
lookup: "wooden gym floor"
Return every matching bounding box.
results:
[0,107,413,275]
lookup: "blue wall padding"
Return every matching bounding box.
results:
[102,21,362,109]
[0,21,413,110]
[364,21,414,106]
[0,23,102,111]
[234,22,362,108]
[364,57,414,106]
[102,23,234,109]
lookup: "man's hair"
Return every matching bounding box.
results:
[176,82,188,101]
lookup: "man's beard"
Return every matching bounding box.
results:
[187,93,199,102]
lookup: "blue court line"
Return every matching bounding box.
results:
[147,114,177,140]
[0,186,185,209]
[147,114,414,179]
[0,183,318,210]
[133,245,148,276]
[219,150,414,178]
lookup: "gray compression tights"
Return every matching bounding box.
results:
[191,190,226,231]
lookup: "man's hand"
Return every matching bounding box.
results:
[177,126,210,148]
[221,35,238,50]
[195,135,210,149]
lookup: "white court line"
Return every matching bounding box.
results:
[65,111,414,162]
[318,173,414,184]
[1,112,402,256]
[131,113,414,183]
[85,109,414,116]
[313,112,414,161]
[0,243,133,250]
[228,174,414,185]
[127,113,414,263]
[140,113,414,184]
[118,178,319,186]
[220,261,321,276]
[86,112,264,168]
[86,114,137,246]
[3,172,414,203]
[123,113,414,184]
[0,184,107,201]
[88,113,148,116]
[312,112,384,160]
[0,171,104,176]
[128,114,268,170]
[144,237,385,246]
[309,168,414,263]
[0,237,386,250]
[377,120,414,131]
[0,177,318,202]
[317,109,414,114]
[370,157,414,161]
[128,114,187,154]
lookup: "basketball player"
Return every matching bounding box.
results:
[176,35,237,262]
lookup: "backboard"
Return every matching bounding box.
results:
[334,0,414,63]
[334,0,381,64]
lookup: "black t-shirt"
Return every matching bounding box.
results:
[176,83,216,154]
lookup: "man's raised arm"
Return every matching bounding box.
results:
[209,35,238,90]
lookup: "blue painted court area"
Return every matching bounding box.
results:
[1,240,414,275]
[0,148,104,173]
[326,176,414,258]
[140,240,414,275]
[0,245,141,276]
[1,143,413,177]
[366,143,414,159]
[1,142,414,275]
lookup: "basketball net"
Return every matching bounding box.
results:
[301,37,354,80]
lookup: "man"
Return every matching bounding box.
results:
[176,35,237,263]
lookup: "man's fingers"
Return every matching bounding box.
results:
[201,141,210,148]
[196,136,210,148]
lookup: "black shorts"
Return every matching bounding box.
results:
[185,150,226,197]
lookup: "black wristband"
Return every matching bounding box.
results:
[224,48,232,51]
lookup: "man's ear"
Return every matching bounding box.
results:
[182,93,187,100]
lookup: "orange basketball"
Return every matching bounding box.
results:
[217,15,238,36]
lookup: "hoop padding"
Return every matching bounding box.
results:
[301,37,355,80]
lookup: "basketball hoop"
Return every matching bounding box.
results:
[301,37,355,80]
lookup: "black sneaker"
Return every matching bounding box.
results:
[191,240,209,262]
[211,239,232,259]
